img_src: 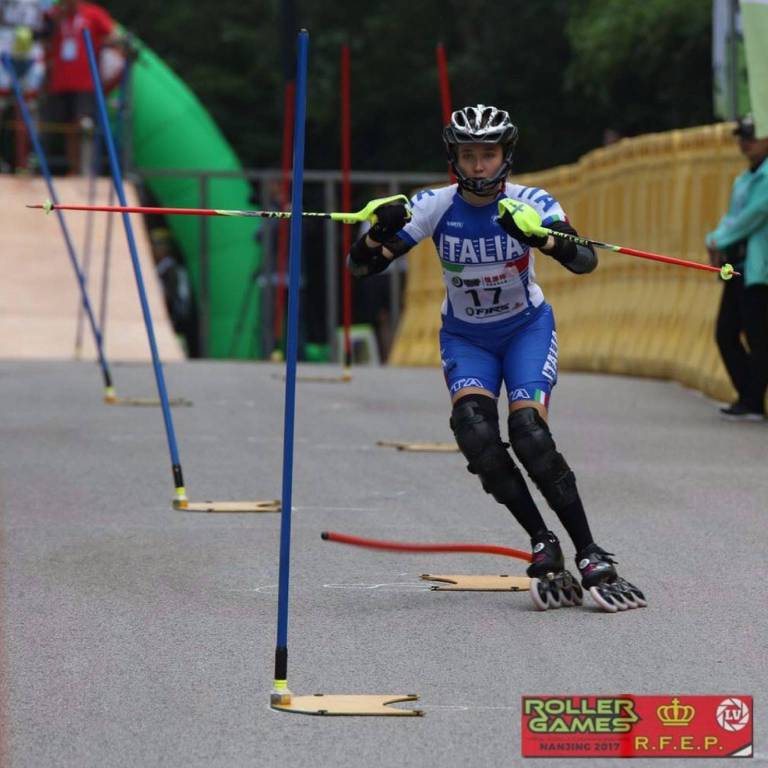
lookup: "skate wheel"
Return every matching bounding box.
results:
[622,592,639,609]
[547,587,563,609]
[559,584,578,606]
[623,582,647,608]
[614,592,631,611]
[529,578,553,611]
[558,572,582,607]
[588,585,619,613]
[568,585,584,606]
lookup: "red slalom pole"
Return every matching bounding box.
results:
[273,80,295,358]
[321,530,532,563]
[436,42,455,183]
[340,44,353,371]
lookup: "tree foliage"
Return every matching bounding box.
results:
[107,0,715,173]
[565,0,713,137]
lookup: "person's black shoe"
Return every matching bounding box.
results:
[719,403,766,422]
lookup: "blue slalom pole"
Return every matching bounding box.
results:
[1,52,115,397]
[83,30,187,505]
[272,29,309,704]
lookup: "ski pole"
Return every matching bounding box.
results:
[29,193,411,225]
[498,198,739,281]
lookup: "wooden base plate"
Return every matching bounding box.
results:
[271,693,422,716]
[376,440,458,453]
[422,573,531,591]
[172,499,280,513]
[105,396,193,407]
[272,373,352,384]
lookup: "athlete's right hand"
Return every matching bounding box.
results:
[367,202,410,243]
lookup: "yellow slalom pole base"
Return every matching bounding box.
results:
[271,692,422,717]
[376,440,459,453]
[172,498,280,513]
[422,574,531,591]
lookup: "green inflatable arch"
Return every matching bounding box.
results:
[130,44,261,358]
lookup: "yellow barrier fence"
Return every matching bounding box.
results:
[389,123,745,403]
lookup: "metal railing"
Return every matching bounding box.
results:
[134,167,445,359]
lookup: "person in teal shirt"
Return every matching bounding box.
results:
[706,115,768,420]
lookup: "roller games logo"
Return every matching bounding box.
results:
[521,695,753,758]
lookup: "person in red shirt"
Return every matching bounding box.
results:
[42,0,122,173]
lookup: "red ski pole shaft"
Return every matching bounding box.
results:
[544,226,741,277]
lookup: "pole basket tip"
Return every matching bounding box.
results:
[720,263,735,281]
[42,199,54,214]
[320,531,329,540]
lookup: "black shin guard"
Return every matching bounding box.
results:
[507,407,593,551]
[450,395,545,536]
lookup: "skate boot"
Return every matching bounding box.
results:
[527,531,583,610]
[576,543,647,613]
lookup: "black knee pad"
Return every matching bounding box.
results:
[507,407,579,509]
[450,395,530,507]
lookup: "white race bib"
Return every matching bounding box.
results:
[60,36,78,61]
[445,263,529,323]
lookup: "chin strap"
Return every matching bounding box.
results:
[460,179,504,198]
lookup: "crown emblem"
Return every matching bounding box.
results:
[657,698,695,726]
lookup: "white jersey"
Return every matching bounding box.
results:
[398,183,568,334]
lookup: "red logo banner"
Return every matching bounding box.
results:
[521,695,752,758]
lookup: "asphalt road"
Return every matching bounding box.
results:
[1,360,765,767]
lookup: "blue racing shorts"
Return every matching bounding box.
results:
[440,303,558,407]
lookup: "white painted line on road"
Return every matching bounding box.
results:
[293,505,383,512]
[309,443,376,451]
[227,576,427,594]
[418,703,517,711]
[323,582,429,590]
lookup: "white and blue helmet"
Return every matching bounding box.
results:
[443,104,519,196]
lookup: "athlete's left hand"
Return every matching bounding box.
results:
[497,199,549,248]
[368,202,410,243]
